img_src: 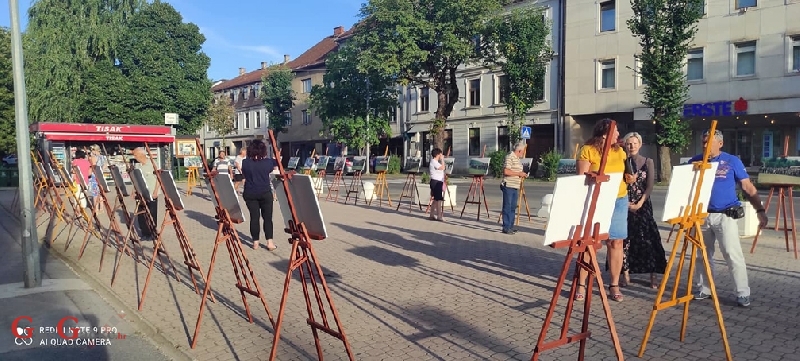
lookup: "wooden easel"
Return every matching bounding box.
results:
[326,158,346,203]
[750,135,798,259]
[186,166,200,195]
[397,173,422,212]
[425,147,455,214]
[190,137,275,349]
[47,151,102,256]
[99,165,145,273]
[497,145,532,225]
[31,152,49,213]
[369,146,393,207]
[531,121,623,361]
[36,151,68,238]
[303,149,316,175]
[460,145,490,220]
[638,120,732,361]
[91,165,128,272]
[266,130,354,361]
[313,149,328,198]
[138,142,214,310]
[345,161,365,205]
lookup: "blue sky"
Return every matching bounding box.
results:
[0,0,363,81]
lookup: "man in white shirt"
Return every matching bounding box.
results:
[428,148,446,221]
[233,148,246,193]
[213,151,231,175]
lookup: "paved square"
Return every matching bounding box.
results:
[31,184,800,361]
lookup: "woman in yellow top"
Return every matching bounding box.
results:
[575,118,635,302]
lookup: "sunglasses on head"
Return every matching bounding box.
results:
[703,130,723,136]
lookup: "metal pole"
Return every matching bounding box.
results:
[364,78,370,175]
[9,0,42,288]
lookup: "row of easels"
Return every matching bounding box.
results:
[750,184,798,259]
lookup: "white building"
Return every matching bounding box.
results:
[399,0,564,172]
[564,0,800,166]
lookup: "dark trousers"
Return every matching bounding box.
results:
[137,198,158,237]
[500,185,519,232]
[243,192,274,241]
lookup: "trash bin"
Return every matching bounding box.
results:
[444,185,457,207]
[362,181,375,201]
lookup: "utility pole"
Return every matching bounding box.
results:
[9,0,42,288]
[364,78,370,175]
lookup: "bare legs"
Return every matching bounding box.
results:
[578,239,624,301]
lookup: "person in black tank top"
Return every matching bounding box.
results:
[241,140,279,251]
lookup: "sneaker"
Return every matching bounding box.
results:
[501,229,517,235]
[737,296,751,307]
[694,291,711,300]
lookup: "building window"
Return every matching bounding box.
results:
[635,58,648,86]
[600,1,615,32]
[284,111,292,126]
[469,79,481,107]
[390,106,399,123]
[496,75,509,104]
[497,126,510,152]
[302,79,312,93]
[468,127,481,156]
[686,48,704,81]
[234,113,239,129]
[302,110,311,125]
[735,41,756,77]
[792,36,800,72]
[443,129,453,155]
[599,59,616,89]
[736,0,756,9]
[419,87,430,112]
[244,112,250,129]
[255,111,261,128]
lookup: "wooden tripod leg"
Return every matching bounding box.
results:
[138,227,181,311]
[789,187,798,259]
[531,241,578,361]
[414,181,422,211]
[191,222,225,349]
[479,179,490,221]
[269,239,302,360]
[697,234,733,360]
[774,187,783,231]
[111,212,141,287]
[780,187,791,253]
[585,245,623,360]
[751,187,776,253]
[459,179,477,218]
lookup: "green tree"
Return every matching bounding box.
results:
[112,1,211,134]
[354,0,501,150]
[206,98,236,145]
[261,65,295,137]
[0,28,16,154]
[309,40,396,152]
[628,0,704,182]
[482,6,551,144]
[24,0,145,123]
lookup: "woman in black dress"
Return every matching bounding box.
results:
[622,132,666,288]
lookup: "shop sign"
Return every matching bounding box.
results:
[682,97,748,117]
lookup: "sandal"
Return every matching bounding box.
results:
[650,274,659,289]
[609,285,624,302]
[575,284,586,301]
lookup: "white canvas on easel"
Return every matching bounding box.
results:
[543,173,624,246]
[661,162,719,222]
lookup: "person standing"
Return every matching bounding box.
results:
[233,148,246,194]
[241,140,279,251]
[133,147,159,241]
[500,142,527,234]
[691,129,767,307]
[621,132,666,289]
[428,148,446,221]
[71,150,92,209]
[214,151,231,175]
[575,119,635,302]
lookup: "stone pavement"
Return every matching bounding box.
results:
[14,184,800,361]
[0,189,182,361]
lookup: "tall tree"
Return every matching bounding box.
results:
[260,65,295,138]
[309,40,396,152]
[206,98,236,145]
[112,1,211,134]
[24,0,145,123]
[482,6,551,144]
[628,0,704,182]
[355,0,501,150]
[0,28,16,154]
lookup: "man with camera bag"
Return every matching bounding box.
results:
[689,129,768,307]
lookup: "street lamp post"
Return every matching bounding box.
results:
[364,78,370,175]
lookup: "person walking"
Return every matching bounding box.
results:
[500,142,527,234]
[428,148,446,221]
[241,140,279,251]
[691,129,768,307]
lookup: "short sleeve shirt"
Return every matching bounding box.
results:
[429,159,445,182]
[234,155,244,175]
[214,158,231,174]
[578,145,628,198]
[688,152,747,210]
[502,153,524,189]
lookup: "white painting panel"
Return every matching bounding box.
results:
[662,162,719,222]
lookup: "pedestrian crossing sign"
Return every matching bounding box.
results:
[520,126,531,139]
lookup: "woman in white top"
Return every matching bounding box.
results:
[428,148,446,221]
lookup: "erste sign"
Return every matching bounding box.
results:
[682,97,748,118]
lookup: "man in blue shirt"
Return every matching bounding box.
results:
[688,129,767,307]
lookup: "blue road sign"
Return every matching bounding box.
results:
[520,126,531,140]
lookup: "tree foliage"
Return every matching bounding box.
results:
[628,0,704,181]
[206,98,236,144]
[483,6,551,144]
[309,40,396,152]
[260,65,295,136]
[24,0,145,123]
[354,0,502,150]
[0,28,16,154]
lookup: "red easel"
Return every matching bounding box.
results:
[531,121,623,361]
[326,158,346,203]
[190,138,275,349]
[266,129,354,361]
[460,145,490,220]
[750,135,798,259]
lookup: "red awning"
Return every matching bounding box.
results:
[42,132,175,143]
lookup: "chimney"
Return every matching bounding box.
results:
[238,67,246,76]
[261,62,268,70]
[333,26,344,37]
[283,54,290,64]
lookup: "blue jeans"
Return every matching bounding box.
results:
[501,185,519,231]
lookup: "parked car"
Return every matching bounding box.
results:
[2,154,17,166]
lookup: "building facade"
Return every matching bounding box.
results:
[400,0,564,172]
[564,0,800,168]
